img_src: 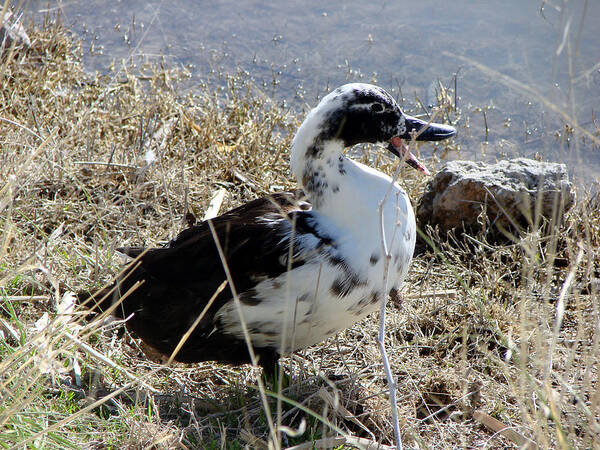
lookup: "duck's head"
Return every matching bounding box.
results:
[304,83,456,175]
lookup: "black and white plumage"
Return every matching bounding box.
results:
[82,83,455,373]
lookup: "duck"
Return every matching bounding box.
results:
[81,83,456,375]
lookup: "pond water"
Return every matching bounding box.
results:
[28,0,600,184]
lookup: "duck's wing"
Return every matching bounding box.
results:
[87,190,318,365]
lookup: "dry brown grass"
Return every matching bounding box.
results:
[1,16,599,449]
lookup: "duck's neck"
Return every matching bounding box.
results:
[290,120,402,232]
[290,135,346,209]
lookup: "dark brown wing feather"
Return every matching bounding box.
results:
[80,191,312,367]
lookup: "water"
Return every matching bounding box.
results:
[28,0,600,183]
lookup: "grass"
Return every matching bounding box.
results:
[1,13,599,449]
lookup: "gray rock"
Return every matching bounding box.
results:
[1,10,31,53]
[416,158,575,236]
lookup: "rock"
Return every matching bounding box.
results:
[416,158,575,236]
[1,10,31,53]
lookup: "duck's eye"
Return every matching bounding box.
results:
[370,103,384,113]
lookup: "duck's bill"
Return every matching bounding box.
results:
[401,114,456,141]
[387,115,456,175]
[387,137,431,175]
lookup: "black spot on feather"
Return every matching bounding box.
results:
[239,289,260,306]
[369,252,380,265]
[330,273,368,298]
[297,293,310,302]
[338,156,347,175]
[389,287,401,305]
[370,290,381,304]
[305,143,322,158]
[326,253,344,266]
[330,277,347,297]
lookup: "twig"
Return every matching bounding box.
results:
[0,116,43,140]
[232,168,261,191]
[377,161,404,450]
[401,289,457,300]
[545,245,584,380]
[0,295,49,302]
[453,72,458,111]
[0,317,19,341]
[482,109,488,141]
[73,161,138,169]
[473,410,538,449]
[202,188,227,220]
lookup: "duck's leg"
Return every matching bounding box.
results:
[256,348,278,374]
[257,349,291,388]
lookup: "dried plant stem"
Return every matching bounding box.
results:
[207,220,279,449]
[545,245,585,380]
[377,163,404,450]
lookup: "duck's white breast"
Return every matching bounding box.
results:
[215,180,416,352]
